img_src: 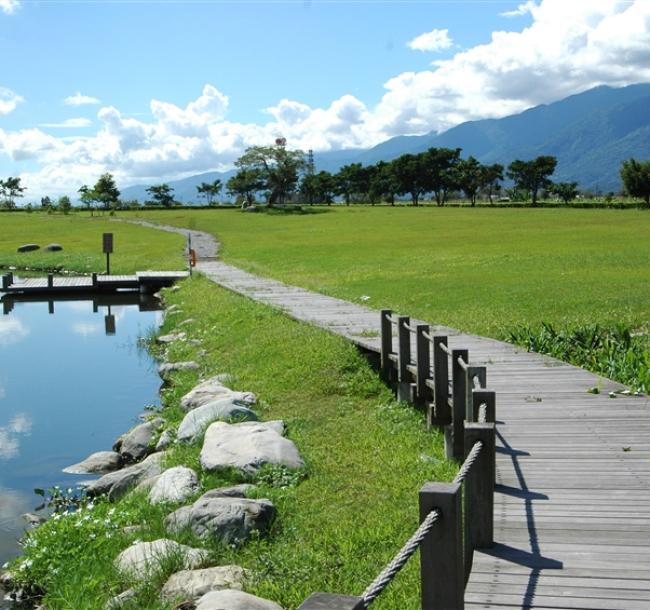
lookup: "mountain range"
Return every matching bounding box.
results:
[121,83,650,202]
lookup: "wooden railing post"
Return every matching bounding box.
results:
[380,309,393,382]
[47,273,54,288]
[433,336,450,426]
[297,593,364,610]
[420,481,464,610]
[446,349,468,461]
[397,316,412,402]
[415,324,431,408]
[92,272,98,289]
[472,390,496,423]
[1,274,9,291]
[465,366,486,422]
[463,423,496,564]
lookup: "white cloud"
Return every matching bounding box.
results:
[71,322,101,336]
[65,92,101,106]
[0,0,20,15]
[0,413,31,460]
[39,118,93,129]
[0,87,23,114]
[501,1,538,18]
[3,0,650,197]
[0,318,29,346]
[408,28,453,52]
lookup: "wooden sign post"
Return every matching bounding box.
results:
[103,233,114,275]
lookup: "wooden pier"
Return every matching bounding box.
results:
[1,270,189,295]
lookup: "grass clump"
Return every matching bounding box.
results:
[9,275,453,610]
[507,322,650,392]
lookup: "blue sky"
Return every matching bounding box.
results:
[1,0,649,197]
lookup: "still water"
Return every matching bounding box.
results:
[0,293,162,568]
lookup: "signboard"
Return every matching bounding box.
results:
[103,233,114,254]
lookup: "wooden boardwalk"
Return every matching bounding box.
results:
[1,271,189,295]
[197,259,650,610]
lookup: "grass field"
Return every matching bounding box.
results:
[0,214,186,274]
[137,206,650,337]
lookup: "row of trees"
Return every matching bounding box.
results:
[224,144,576,207]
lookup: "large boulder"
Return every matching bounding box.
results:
[165,492,275,544]
[195,590,282,610]
[113,419,164,463]
[180,376,255,412]
[160,566,247,603]
[149,467,200,505]
[177,398,258,444]
[17,244,39,253]
[63,451,123,475]
[200,421,304,475]
[85,452,165,500]
[43,243,63,252]
[114,539,208,580]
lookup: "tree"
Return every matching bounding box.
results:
[196,179,222,206]
[335,163,366,205]
[481,163,504,204]
[552,182,579,204]
[392,154,428,206]
[299,173,318,205]
[235,143,305,206]
[93,173,120,210]
[57,195,72,215]
[312,171,337,205]
[424,147,461,206]
[40,196,53,210]
[0,177,26,209]
[455,156,484,206]
[146,183,176,208]
[507,156,557,207]
[226,169,265,207]
[78,185,94,212]
[620,158,650,207]
[369,160,400,206]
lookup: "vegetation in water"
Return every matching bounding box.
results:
[506,322,650,393]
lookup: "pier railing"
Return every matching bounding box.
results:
[297,309,496,610]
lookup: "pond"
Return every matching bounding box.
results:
[0,292,162,572]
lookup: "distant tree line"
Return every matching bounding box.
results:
[3,152,650,211]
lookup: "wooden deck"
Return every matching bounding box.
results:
[197,259,650,610]
[1,271,189,295]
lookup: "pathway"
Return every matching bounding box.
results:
[138,220,650,610]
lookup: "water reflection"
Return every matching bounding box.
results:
[0,292,161,566]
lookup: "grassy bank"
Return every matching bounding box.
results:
[0,214,185,273]
[137,206,650,337]
[9,275,453,610]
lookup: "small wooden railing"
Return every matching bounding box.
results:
[297,309,497,610]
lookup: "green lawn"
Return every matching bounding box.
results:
[0,213,186,274]
[137,206,650,337]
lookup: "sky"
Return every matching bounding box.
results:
[1,0,649,198]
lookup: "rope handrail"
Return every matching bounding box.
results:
[478,403,487,424]
[457,355,468,371]
[358,440,483,607]
[422,330,433,342]
[472,374,483,390]
[438,341,451,355]
[360,509,440,607]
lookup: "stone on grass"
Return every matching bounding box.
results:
[177,318,196,327]
[43,243,63,252]
[200,484,255,499]
[159,361,200,377]
[85,452,165,500]
[105,588,136,610]
[195,590,282,610]
[180,376,255,412]
[63,451,123,475]
[200,421,304,475]
[157,332,186,344]
[17,244,39,253]
[115,539,208,580]
[165,492,275,544]
[161,566,247,603]
[149,467,200,505]
[113,418,164,463]
[21,513,46,528]
[177,398,258,444]
[155,429,174,451]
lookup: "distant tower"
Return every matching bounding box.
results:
[307,149,315,176]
